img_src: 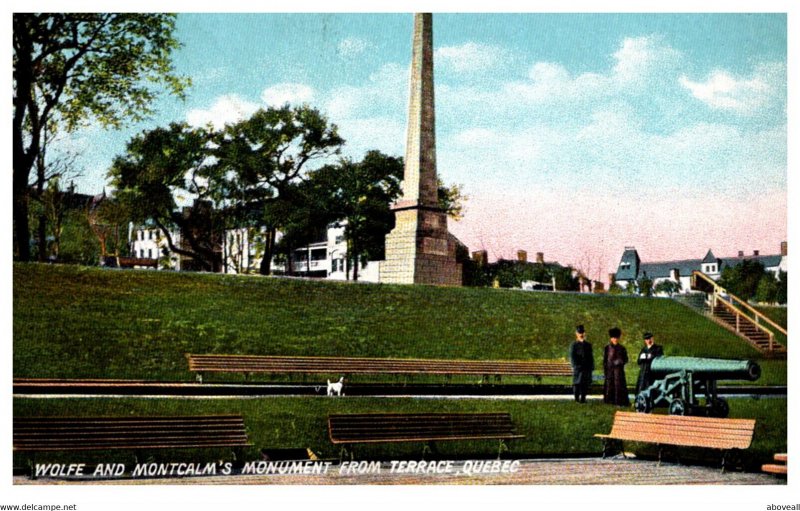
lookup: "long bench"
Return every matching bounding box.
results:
[187,354,572,382]
[14,415,252,471]
[328,412,524,459]
[762,453,787,476]
[594,411,755,471]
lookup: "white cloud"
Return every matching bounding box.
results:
[337,37,370,58]
[435,42,511,74]
[679,63,784,114]
[186,94,260,130]
[260,82,315,107]
[611,36,680,84]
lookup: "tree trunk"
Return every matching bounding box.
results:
[259,227,275,276]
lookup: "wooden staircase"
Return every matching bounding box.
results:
[692,271,787,358]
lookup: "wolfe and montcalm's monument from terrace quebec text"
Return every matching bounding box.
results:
[380,13,463,285]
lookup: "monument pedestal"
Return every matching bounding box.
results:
[380,207,462,285]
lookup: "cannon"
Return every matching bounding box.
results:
[634,356,760,418]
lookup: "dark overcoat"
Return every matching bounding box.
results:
[569,340,594,385]
[603,343,630,406]
[635,343,664,394]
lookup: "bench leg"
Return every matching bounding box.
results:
[196,372,204,384]
[29,453,36,480]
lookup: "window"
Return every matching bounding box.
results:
[148,248,153,259]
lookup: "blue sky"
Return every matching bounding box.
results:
[56,12,787,279]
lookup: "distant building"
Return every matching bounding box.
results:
[613,242,787,294]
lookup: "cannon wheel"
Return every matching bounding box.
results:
[668,399,687,416]
[709,397,729,418]
[635,393,652,413]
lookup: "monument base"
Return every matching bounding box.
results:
[380,208,462,286]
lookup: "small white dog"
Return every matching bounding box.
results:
[326,376,344,397]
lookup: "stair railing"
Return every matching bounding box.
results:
[692,271,785,352]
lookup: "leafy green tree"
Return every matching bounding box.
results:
[437,179,467,220]
[654,279,682,297]
[311,151,403,281]
[718,259,769,301]
[776,271,787,305]
[109,123,224,271]
[59,210,100,265]
[755,272,779,304]
[215,106,344,275]
[13,13,188,261]
[637,275,654,297]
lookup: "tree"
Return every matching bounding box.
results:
[437,179,467,220]
[311,151,403,281]
[755,272,779,304]
[636,275,654,297]
[654,279,682,297]
[718,259,770,301]
[776,271,787,305]
[109,123,224,271]
[13,13,188,261]
[215,106,344,275]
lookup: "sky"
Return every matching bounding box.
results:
[55,12,787,282]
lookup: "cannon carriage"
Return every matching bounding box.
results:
[634,356,760,418]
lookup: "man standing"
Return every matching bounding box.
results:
[635,332,664,394]
[603,327,630,406]
[569,325,594,403]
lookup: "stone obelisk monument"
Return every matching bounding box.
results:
[380,13,462,285]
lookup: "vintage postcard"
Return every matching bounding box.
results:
[7,4,794,510]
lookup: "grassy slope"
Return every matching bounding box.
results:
[14,396,785,470]
[13,263,784,384]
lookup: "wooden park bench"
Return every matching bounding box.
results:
[186,354,572,383]
[594,411,756,471]
[762,453,787,476]
[14,415,252,473]
[328,412,524,459]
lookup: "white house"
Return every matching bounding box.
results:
[613,242,787,294]
[129,227,182,270]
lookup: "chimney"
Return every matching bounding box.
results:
[738,250,744,257]
[753,250,760,256]
[471,250,487,267]
[781,241,787,256]
[517,250,528,263]
[536,252,544,264]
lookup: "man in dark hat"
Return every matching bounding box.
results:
[603,327,630,406]
[569,325,594,403]
[635,332,664,394]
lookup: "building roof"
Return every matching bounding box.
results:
[615,247,640,281]
[620,252,784,281]
[639,259,702,279]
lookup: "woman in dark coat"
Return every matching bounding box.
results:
[603,327,630,406]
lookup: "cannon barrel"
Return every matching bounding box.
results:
[649,356,761,381]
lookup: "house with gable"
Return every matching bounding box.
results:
[612,242,787,295]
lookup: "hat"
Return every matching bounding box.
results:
[608,327,622,338]
[576,325,585,334]
[643,332,653,340]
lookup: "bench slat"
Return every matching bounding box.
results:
[13,416,251,452]
[187,354,572,377]
[328,412,523,445]
[596,412,755,451]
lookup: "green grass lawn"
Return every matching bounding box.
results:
[13,396,785,472]
[13,263,785,385]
